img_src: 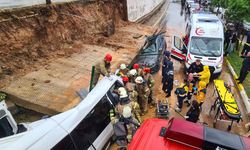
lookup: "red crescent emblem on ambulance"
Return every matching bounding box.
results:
[195,27,205,36]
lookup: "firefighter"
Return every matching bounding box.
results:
[126,83,138,103]
[93,54,113,87]
[128,69,137,83]
[135,76,150,115]
[122,76,129,86]
[116,63,129,77]
[133,63,144,77]
[196,81,207,111]
[110,87,142,124]
[142,67,155,108]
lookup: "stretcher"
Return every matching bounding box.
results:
[210,80,243,131]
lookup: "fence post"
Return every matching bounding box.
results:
[89,66,95,91]
[122,0,128,21]
[46,0,51,4]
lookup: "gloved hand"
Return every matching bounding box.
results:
[184,116,189,119]
[109,73,114,76]
[109,77,113,81]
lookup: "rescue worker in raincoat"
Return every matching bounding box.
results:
[184,73,196,107]
[195,65,211,86]
[162,61,174,98]
[135,76,150,116]
[162,51,171,77]
[142,67,155,107]
[176,78,189,112]
[126,83,138,103]
[116,63,129,77]
[196,81,207,111]
[110,87,142,124]
[133,63,144,77]
[93,54,112,87]
[128,69,137,83]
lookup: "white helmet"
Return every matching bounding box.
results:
[135,76,143,84]
[129,69,137,76]
[123,106,132,118]
[119,90,128,98]
[120,64,126,70]
[118,87,126,94]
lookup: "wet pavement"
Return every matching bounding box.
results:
[109,1,250,149]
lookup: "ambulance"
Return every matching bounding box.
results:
[171,12,224,78]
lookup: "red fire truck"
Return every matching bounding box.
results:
[126,118,250,150]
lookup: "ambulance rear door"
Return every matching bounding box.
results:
[171,35,187,63]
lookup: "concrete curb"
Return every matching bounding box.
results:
[153,0,170,27]
[135,0,166,24]
[224,57,250,117]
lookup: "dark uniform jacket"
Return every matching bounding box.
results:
[241,55,250,71]
[186,107,200,123]
[187,62,203,74]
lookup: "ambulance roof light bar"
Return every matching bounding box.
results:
[197,19,219,22]
[194,11,212,14]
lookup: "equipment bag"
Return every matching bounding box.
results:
[175,87,186,95]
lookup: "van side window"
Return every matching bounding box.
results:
[70,96,111,150]
[51,135,77,150]
[0,116,14,138]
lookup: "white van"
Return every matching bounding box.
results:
[0,75,123,150]
[171,13,224,78]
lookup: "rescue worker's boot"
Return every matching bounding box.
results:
[141,110,148,116]
[187,99,191,107]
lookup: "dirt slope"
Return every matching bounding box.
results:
[0,0,133,88]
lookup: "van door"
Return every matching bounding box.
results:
[171,35,187,62]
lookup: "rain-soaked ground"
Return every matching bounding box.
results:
[109,1,250,149]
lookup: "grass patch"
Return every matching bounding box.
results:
[227,50,250,97]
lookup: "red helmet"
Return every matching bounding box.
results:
[143,67,150,73]
[105,54,112,61]
[122,76,129,82]
[133,63,139,69]
[195,7,200,11]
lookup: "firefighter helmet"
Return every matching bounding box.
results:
[133,63,139,69]
[135,76,143,84]
[122,76,129,82]
[105,54,112,61]
[143,67,150,73]
[120,63,126,70]
[129,69,137,76]
[118,87,126,94]
[119,89,128,98]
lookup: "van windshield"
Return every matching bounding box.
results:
[190,37,222,57]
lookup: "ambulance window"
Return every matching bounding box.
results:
[51,135,77,150]
[70,96,111,150]
[174,36,183,50]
